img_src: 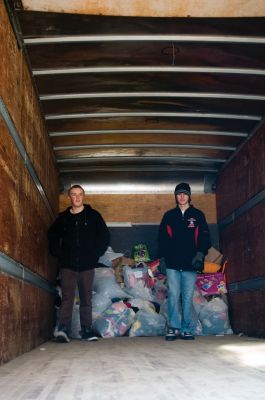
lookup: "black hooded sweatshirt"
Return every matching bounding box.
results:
[47,204,110,271]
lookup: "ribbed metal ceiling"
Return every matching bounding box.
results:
[8,4,265,192]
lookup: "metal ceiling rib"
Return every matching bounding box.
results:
[57,156,226,163]
[14,10,265,192]
[24,35,265,45]
[59,166,220,173]
[33,66,265,76]
[49,130,247,137]
[40,92,265,101]
[53,143,236,151]
[45,112,261,121]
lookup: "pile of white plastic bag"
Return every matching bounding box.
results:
[65,246,233,338]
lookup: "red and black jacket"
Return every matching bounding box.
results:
[158,205,211,271]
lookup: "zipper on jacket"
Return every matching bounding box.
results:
[75,219,80,246]
[75,219,80,270]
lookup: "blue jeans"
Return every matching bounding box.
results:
[166,269,197,332]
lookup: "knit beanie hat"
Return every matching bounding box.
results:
[174,182,191,196]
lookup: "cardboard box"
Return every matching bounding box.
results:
[112,256,135,268]
[205,246,223,265]
[112,256,135,283]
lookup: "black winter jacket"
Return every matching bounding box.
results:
[158,205,211,271]
[47,204,110,271]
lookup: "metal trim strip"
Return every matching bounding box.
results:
[219,187,265,229]
[0,251,56,294]
[228,276,265,293]
[0,97,55,218]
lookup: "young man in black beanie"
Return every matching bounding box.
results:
[158,182,211,340]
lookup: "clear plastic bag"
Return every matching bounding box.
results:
[94,301,135,337]
[123,264,149,288]
[92,292,112,316]
[199,296,232,335]
[129,310,166,337]
[126,298,156,313]
[93,267,128,299]
[153,280,168,304]
[125,281,154,301]
[193,286,208,315]
[98,246,123,267]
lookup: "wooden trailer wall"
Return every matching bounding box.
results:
[216,123,265,337]
[59,193,217,224]
[0,2,59,364]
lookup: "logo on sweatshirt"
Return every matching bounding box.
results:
[187,218,196,228]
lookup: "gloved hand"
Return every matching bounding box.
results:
[192,252,205,272]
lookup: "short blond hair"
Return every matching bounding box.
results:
[68,184,85,196]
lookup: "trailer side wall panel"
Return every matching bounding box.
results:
[216,124,265,337]
[0,2,58,364]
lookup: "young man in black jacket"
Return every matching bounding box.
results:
[48,184,110,343]
[158,182,211,340]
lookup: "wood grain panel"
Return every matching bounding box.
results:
[0,2,58,364]
[228,291,265,337]
[0,1,58,278]
[51,133,243,147]
[0,1,58,214]
[55,147,231,159]
[0,119,22,260]
[0,116,56,282]
[18,12,265,37]
[20,1,265,18]
[47,115,254,134]
[19,177,56,281]
[217,124,265,338]
[220,200,265,282]
[59,193,216,224]
[29,42,265,70]
[0,275,22,364]
[216,124,265,221]
[0,275,54,365]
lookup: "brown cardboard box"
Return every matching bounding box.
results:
[112,256,135,283]
[205,246,223,265]
[112,256,135,268]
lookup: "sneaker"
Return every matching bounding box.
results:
[165,327,180,341]
[180,331,195,340]
[54,325,70,343]
[80,327,98,342]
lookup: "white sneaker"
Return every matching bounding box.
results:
[54,325,70,343]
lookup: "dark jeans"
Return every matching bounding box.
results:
[59,268,95,333]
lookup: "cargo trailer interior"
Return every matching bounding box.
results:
[0,1,265,399]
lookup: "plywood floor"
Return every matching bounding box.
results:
[0,336,265,400]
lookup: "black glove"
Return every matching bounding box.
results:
[192,252,204,272]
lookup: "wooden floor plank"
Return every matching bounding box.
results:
[0,336,265,400]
